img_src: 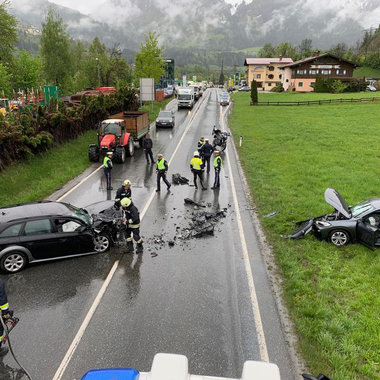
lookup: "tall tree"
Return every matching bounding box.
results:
[11,50,42,90]
[40,7,72,89]
[259,43,276,58]
[0,64,11,97]
[329,43,347,58]
[276,42,297,59]
[134,32,165,84]
[0,1,17,66]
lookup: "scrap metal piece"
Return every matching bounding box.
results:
[172,173,189,185]
[184,198,206,207]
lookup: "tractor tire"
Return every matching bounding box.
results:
[114,145,126,163]
[89,145,100,162]
[125,137,135,157]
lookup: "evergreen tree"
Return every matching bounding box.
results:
[259,43,276,58]
[0,1,18,66]
[40,7,72,89]
[251,80,258,104]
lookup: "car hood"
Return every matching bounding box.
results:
[85,200,115,215]
[325,188,351,218]
[157,117,172,121]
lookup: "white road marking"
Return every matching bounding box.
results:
[53,91,211,380]
[52,260,119,380]
[57,165,102,202]
[220,105,270,362]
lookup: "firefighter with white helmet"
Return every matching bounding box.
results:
[114,179,132,209]
[120,197,143,253]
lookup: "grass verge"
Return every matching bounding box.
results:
[0,130,97,207]
[229,92,380,380]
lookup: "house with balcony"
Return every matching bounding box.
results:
[244,57,293,91]
[279,53,358,92]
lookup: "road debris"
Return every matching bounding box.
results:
[172,173,189,185]
[264,211,279,217]
[184,198,206,207]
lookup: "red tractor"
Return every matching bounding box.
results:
[89,111,150,163]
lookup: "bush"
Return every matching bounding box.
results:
[270,83,284,92]
[0,87,137,171]
[251,80,258,104]
[330,80,348,94]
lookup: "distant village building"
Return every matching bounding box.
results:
[279,53,358,92]
[244,57,293,91]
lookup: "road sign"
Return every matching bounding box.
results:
[182,73,187,87]
[140,78,155,102]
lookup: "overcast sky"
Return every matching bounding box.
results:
[48,0,247,15]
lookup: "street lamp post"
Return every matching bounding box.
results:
[95,58,100,88]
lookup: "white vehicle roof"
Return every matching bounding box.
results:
[102,119,123,123]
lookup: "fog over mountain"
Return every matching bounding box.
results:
[9,0,380,52]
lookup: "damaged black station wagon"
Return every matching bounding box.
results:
[291,188,380,249]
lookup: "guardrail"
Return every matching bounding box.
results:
[251,97,380,106]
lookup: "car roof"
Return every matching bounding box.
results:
[0,201,76,224]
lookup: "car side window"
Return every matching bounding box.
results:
[55,219,83,233]
[363,213,380,227]
[0,223,23,238]
[24,219,53,236]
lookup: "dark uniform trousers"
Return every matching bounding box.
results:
[157,171,171,191]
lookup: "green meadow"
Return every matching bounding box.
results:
[229,92,380,380]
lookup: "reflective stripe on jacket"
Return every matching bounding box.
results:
[157,158,166,171]
[190,157,203,170]
[103,156,113,169]
[213,156,222,169]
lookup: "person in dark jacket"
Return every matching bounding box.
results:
[121,198,143,253]
[200,138,214,173]
[0,279,12,356]
[103,151,113,190]
[114,179,132,209]
[143,133,155,164]
[156,153,171,192]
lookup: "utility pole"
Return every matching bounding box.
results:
[96,57,100,88]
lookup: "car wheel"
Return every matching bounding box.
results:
[329,230,350,247]
[94,234,110,253]
[0,251,27,273]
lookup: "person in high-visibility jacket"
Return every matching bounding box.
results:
[103,151,113,190]
[156,154,171,192]
[190,151,206,190]
[121,198,143,253]
[0,279,13,356]
[211,150,223,190]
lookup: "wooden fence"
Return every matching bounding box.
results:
[251,97,380,106]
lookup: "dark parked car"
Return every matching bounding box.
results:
[155,110,175,128]
[290,188,380,249]
[0,201,115,273]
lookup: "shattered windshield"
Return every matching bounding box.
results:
[351,201,374,218]
[66,204,92,225]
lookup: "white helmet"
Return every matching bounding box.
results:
[193,151,199,156]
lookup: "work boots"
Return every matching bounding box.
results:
[136,241,144,253]
[125,240,134,253]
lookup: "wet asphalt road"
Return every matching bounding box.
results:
[0,89,298,380]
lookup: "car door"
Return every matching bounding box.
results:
[356,220,379,250]
[19,218,61,260]
[54,218,95,256]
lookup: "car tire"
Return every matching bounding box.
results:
[114,145,126,163]
[0,251,27,273]
[94,234,111,253]
[329,230,350,247]
[125,137,135,157]
[88,145,100,162]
